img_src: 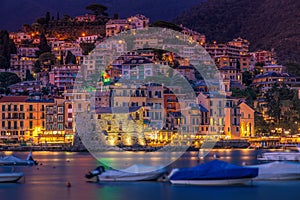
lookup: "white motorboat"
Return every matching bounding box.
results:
[86,164,166,182]
[247,161,300,180]
[0,152,37,166]
[0,172,24,183]
[258,152,300,161]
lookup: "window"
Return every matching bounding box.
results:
[2,121,5,128]
[58,124,63,130]
[58,115,63,122]
[1,105,5,111]
[20,121,24,128]
[29,105,33,111]
[57,107,64,113]
[14,105,17,111]
[234,118,237,125]
[29,121,33,129]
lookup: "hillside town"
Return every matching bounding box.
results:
[0,8,300,150]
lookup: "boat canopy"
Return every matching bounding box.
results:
[169,160,258,180]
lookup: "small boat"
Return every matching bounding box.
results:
[246,161,300,180]
[86,164,166,182]
[0,152,38,166]
[258,152,300,161]
[0,172,24,183]
[168,160,258,186]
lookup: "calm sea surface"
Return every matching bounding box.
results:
[0,149,300,200]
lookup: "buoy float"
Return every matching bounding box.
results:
[66,181,71,188]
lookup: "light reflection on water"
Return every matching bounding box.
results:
[0,150,299,200]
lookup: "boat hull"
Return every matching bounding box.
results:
[98,172,164,182]
[248,161,300,180]
[253,173,300,181]
[0,172,23,183]
[258,153,300,161]
[170,178,253,186]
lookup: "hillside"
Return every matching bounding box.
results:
[0,0,204,31]
[174,0,300,63]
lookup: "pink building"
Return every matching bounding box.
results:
[49,65,81,91]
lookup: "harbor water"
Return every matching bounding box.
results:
[0,150,300,200]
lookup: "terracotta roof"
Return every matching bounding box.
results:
[0,96,29,102]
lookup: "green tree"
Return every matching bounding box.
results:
[0,30,17,69]
[38,52,56,68]
[285,62,300,76]
[0,72,21,87]
[65,51,76,64]
[41,87,50,95]
[25,70,35,81]
[255,113,270,136]
[151,21,183,32]
[242,71,253,86]
[45,11,50,23]
[80,43,95,55]
[33,61,41,73]
[36,33,51,57]
[86,4,108,16]
[264,84,295,125]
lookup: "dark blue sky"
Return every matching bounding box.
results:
[0,0,204,31]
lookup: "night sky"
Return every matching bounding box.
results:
[0,0,204,31]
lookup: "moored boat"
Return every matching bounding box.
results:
[257,152,300,161]
[0,172,24,183]
[0,152,37,166]
[246,161,300,180]
[168,160,258,186]
[86,164,166,182]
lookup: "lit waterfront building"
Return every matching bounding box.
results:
[44,98,74,145]
[0,95,75,145]
[197,92,255,139]
[0,95,53,144]
[95,107,145,146]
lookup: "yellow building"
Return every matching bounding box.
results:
[0,95,75,145]
[239,102,255,137]
[0,96,54,144]
[96,107,145,146]
[43,98,74,145]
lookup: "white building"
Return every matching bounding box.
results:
[127,14,150,30]
[18,47,38,58]
[121,57,154,80]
